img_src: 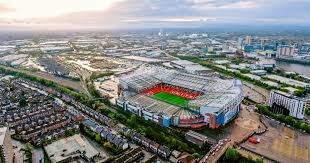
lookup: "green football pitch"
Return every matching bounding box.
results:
[152,92,188,107]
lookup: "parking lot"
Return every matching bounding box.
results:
[241,117,310,163]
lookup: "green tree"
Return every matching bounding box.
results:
[225,148,239,161]
[284,116,294,125]
[19,98,27,107]
[294,89,306,97]
[95,134,101,143]
[192,153,200,159]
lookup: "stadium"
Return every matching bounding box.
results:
[116,66,244,129]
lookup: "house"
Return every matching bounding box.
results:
[133,133,142,143]
[82,119,98,132]
[149,140,159,153]
[158,145,171,158]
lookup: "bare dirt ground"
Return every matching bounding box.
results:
[243,82,270,104]
[1,65,90,96]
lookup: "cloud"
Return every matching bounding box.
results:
[0,3,13,13]
[0,0,310,29]
[187,0,257,9]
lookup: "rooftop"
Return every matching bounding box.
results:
[44,134,99,163]
[266,75,310,88]
[125,94,180,118]
[120,66,235,93]
[0,127,8,145]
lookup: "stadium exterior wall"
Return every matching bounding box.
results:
[200,93,243,128]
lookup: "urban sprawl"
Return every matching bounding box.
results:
[0,30,310,163]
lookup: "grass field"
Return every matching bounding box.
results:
[152,92,188,107]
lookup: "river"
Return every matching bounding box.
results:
[275,60,310,77]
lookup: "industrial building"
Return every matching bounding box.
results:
[266,75,310,89]
[44,134,100,163]
[185,130,208,147]
[269,90,308,119]
[116,66,243,129]
[170,60,213,76]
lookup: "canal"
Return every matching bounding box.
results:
[275,60,310,77]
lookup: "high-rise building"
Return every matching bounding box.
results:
[237,37,243,49]
[269,90,308,119]
[0,127,14,163]
[276,45,294,58]
[245,36,252,45]
[260,39,268,47]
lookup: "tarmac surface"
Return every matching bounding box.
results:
[240,116,310,163]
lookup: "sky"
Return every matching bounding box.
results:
[0,0,309,30]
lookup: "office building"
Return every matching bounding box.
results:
[237,37,243,49]
[269,90,308,119]
[276,45,294,58]
[245,36,252,45]
[0,127,14,163]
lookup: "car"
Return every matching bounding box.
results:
[212,152,215,156]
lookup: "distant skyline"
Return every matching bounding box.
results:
[0,0,310,30]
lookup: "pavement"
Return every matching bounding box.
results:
[12,139,28,163]
[240,116,310,163]
[32,148,44,163]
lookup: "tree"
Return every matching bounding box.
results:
[294,89,306,97]
[255,158,263,163]
[225,148,239,161]
[284,116,294,125]
[127,114,137,127]
[19,98,27,107]
[103,141,113,149]
[299,122,307,130]
[192,153,200,159]
[95,134,101,143]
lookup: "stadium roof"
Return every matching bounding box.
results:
[119,66,243,112]
[119,66,235,93]
[123,94,180,118]
[188,87,242,113]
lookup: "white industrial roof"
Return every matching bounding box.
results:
[0,127,8,145]
[44,134,99,163]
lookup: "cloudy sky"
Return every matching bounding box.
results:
[0,0,309,30]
